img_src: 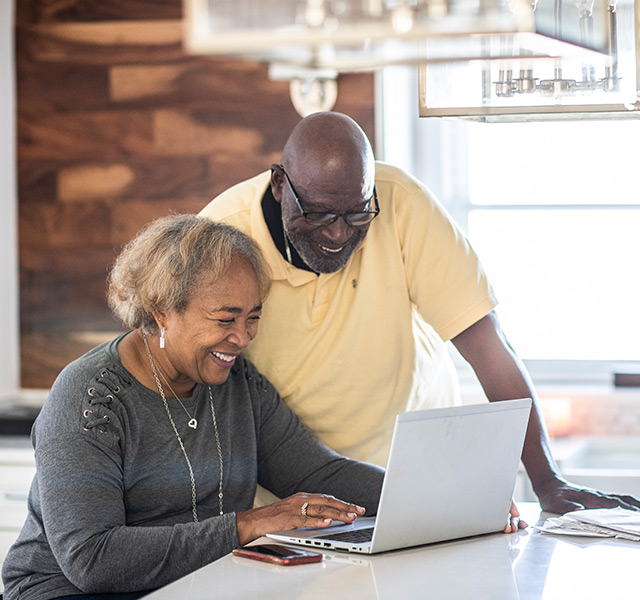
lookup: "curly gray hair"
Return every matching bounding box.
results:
[107,214,271,333]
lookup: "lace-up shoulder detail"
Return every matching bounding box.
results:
[82,366,131,439]
[239,357,265,388]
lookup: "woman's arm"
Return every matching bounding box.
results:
[233,362,384,544]
[35,431,239,593]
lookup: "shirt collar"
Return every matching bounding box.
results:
[261,185,315,273]
[251,172,369,285]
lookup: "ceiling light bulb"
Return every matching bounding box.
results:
[289,77,338,117]
[306,0,326,27]
[391,6,414,34]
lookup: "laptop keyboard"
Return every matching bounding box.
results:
[319,527,374,544]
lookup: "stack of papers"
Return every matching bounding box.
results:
[537,507,640,541]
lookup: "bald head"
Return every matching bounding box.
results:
[272,112,378,273]
[281,112,375,197]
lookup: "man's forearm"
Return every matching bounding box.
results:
[451,311,562,495]
[453,311,640,513]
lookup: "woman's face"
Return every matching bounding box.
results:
[159,257,263,387]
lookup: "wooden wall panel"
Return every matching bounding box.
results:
[18,64,111,112]
[17,0,376,388]
[20,110,156,158]
[17,0,182,23]
[17,22,185,65]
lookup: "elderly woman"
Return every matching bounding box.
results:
[2,215,385,600]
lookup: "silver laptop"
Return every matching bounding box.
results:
[267,398,532,554]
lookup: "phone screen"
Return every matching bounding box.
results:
[232,544,323,566]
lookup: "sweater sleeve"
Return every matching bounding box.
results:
[247,361,385,513]
[32,371,241,594]
[34,433,240,594]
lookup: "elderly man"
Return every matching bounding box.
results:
[200,111,640,514]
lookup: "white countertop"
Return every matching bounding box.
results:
[141,503,640,600]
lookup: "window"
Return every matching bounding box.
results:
[379,67,640,384]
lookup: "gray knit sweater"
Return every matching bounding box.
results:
[2,334,384,600]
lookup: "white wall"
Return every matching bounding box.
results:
[0,1,19,396]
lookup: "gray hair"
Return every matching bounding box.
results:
[107,214,271,333]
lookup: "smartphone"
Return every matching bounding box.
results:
[232,544,323,566]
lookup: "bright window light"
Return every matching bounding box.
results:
[467,121,640,207]
[379,66,640,373]
[465,121,640,362]
[468,209,640,361]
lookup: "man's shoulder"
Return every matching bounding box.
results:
[374,161,414,182]
[373,163,444,227]
[374,161,435,200]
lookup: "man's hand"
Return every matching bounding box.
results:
[452,312,640,517]
[536,476,640,514]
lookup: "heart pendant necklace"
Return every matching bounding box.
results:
[142,331,224,519]
[142,332,198,430]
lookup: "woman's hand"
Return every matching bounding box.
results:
[504,500,528,533]
[236,492,366,546]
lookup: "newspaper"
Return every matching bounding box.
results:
[536,507,640,542]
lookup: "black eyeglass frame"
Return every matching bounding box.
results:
[276,164,380,229]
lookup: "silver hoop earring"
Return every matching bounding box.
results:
[159,327,166,349]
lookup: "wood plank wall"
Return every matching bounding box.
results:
[16,0,375,388]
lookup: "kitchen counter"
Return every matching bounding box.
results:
[141,503,640,600]
[0,437,36,590]
[0,395,43,436]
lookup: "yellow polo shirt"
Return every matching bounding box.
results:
[200,162,497,466]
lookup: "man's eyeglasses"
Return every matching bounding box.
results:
[277,164,380,229]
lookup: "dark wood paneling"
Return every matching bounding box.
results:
[16,0,376,388]
[20,0,182,23]
[17,63,111,113]
[18,160,59,204]
[55,156,213,201]
[110,198,208,244]
[17,21,185,65]
[20,201,113,248]
[19,109,155,159]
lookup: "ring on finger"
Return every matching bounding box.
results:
[301,501,309,517]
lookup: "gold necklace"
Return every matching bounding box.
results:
[142,332,224,519]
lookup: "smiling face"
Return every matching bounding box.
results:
[273,112,376,274]
[156,257,262,389]
[279,168,372,273]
